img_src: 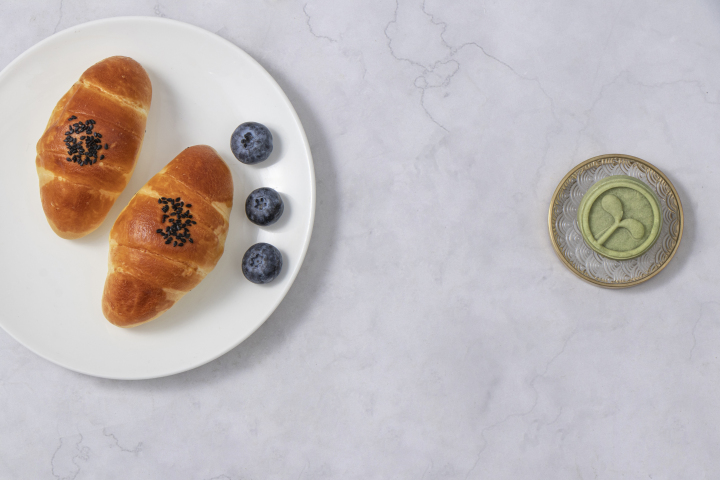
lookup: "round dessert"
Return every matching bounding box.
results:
[242,243,283,284]
[577,175,662,260]
[245,187,284,226]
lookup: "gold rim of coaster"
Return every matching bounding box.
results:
[548,154,684,288]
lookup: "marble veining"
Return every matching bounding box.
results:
[3,0,720,478]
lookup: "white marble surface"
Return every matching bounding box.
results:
[2,0,720,478]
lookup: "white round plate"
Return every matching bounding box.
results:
[0,17,315,379]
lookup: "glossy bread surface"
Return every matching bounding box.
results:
[35,56,152,238]
[102,145,233,327]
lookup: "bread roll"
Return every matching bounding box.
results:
[36,56,152,239]
[102,145,234,327]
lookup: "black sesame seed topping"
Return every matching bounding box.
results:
[155,197,195,247]
[62,117,107,167]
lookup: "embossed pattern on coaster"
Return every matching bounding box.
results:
[577,176,662,260]
[548,154,683,288]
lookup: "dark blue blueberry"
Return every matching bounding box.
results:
[242,243,283,284]
[230,122,273,164]
[245,187,284,226]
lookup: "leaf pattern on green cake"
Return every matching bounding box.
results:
[595,194,645,245]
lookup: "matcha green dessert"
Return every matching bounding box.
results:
[577,175,662,260]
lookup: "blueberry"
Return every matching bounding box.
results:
[230,122,273,164]
[245,187,284,226]
[242,243,283,284]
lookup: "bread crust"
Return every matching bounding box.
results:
[102,145,234,327]
[36,56,152,239]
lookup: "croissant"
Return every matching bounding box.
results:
[36,56,152,239]
[102,145,234,327]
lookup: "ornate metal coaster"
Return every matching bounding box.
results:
[548,154,683,288]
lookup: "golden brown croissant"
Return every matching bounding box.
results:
[102,145,234,327]
[36,56,152,239]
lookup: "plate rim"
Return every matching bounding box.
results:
[0,16,316,379]
[547,153,683,289]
